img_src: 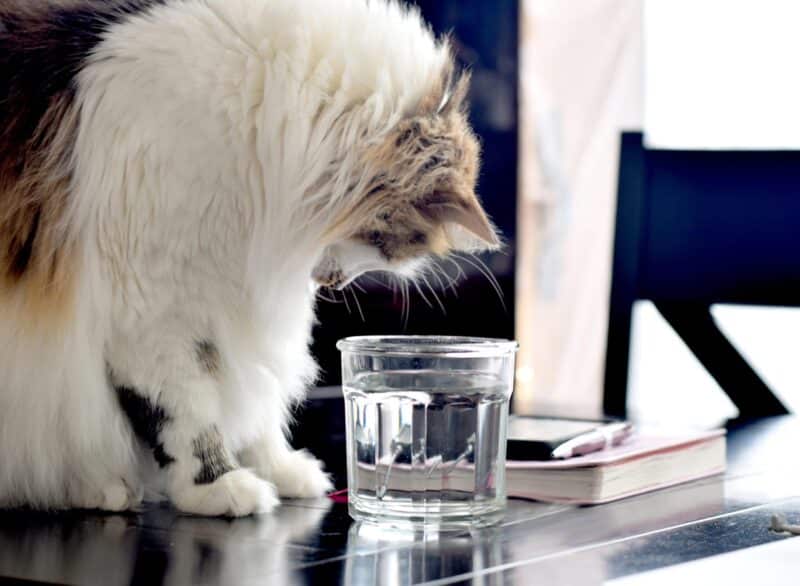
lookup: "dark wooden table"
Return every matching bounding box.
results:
[1,409,798,585]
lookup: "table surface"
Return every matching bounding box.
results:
[1,414,799,585]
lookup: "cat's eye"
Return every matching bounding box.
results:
[410,232,427,245]
[421,155,444,173]
[395,122,420,146]
[396,129,413,146]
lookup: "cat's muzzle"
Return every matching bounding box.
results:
[312,257,345,289]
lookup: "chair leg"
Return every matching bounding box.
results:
[655,301,789,420]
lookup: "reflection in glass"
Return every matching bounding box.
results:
[344,522,507,585]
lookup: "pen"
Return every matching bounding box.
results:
[550,422,634,459]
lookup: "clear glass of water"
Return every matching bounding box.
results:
[337,336,518,530]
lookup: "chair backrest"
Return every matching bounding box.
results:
[604,132,800,420]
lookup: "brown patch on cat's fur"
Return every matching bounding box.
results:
[326,68,497,261]
[0,1,169,324]
[0,90,78,321]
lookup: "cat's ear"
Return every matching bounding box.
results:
[439,72,471,116]
[416,191,500,250]
[418,66,471,116]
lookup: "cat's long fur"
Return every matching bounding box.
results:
[0,0,496,515]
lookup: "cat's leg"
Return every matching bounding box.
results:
[110,339,278,517]
[73,478,142,513]
[239,423,333,499]
[0,310,142,513]
[114,379,279,516]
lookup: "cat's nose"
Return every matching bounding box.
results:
[312,255,344,288]
[312,263,344,288]
[313,272,344,288]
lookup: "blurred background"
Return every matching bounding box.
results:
[311,0,800,429]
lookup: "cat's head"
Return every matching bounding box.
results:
[313,71,498,289]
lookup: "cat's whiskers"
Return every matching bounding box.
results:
[420,272,446,314]
[433,258,463,298]
[434,261,460,296]
[401,279,411,330]
[341,287,353,315]
[446,257,467,284]
[412,279,434,310]
[346,285,366,322]
[452,252,506,310]
[471,253,506,303]
[316,250,498,327]
[427,264,449,296]
[316,288,343,304]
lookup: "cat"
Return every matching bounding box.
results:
[0,0,499,516]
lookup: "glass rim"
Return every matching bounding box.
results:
[336,335,519,358]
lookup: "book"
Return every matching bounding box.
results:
[505,429,727,504]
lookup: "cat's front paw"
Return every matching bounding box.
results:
[171,469,279,517]
[73,482,142,513]
[268,450,334,499]
[99,483,142,512]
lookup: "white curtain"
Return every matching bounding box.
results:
[517,0,643,415]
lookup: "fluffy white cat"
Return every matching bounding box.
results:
[0,0,498,516]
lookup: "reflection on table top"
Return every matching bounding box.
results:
[1,416,798,586]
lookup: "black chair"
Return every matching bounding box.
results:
[604,132,800,421]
